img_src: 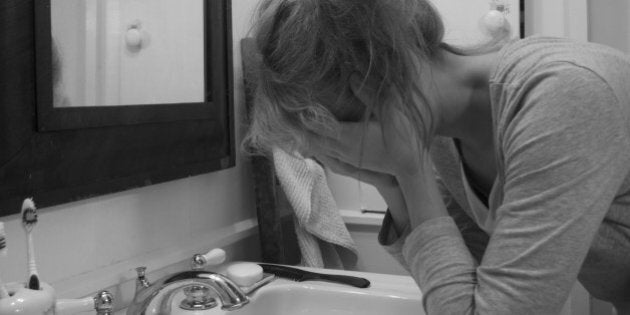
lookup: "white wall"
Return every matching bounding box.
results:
[588,0,630,53]
[0,0,262,307]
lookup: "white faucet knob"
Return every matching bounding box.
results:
[192,248,226,269]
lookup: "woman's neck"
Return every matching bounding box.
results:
[429,49,498,150]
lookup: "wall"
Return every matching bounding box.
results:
[0,0,261,308]
[588,0,630,53]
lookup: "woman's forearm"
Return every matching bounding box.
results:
[376,183,410,235]
[396,170,449,228]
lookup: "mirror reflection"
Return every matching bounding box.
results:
[51,0,205,107]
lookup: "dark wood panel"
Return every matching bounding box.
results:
[242,38,300,265]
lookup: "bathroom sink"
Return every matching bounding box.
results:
[230,280,423,315]
[164,268,424,315]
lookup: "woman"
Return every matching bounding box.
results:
[244,0,630,313]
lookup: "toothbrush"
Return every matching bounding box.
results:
[0,222,9,298]
[21,198,40,290]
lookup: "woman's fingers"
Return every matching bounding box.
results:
[307,121,407,175]
[315,154,359,178]
[305,74,426,176]
[307,123,375,167]
[315,154,397,188]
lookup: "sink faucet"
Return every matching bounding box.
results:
[126,267,249,315]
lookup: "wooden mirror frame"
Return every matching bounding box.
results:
[0,0,234,216]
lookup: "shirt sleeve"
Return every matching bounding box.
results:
[378,173,489,267]
[402,65,630,314]
[378,210,411,269]
[435,173,489,264]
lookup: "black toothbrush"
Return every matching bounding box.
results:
[259,263,371,288]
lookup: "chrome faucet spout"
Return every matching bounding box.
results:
[126,270,249,315]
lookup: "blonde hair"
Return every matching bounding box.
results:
[243,0,505,155]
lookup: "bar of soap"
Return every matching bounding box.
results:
[226,263,263,287]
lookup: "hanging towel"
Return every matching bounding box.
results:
[272,147,358,269]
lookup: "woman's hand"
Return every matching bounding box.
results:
[312,126,446,227]
[312,75,447,227]
[312,152,410,234]
[313,74,428,178]
[313,153,398,190]
[309,118,426,178]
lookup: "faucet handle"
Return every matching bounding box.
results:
[94,290,114,315]
[135,266,147,277]
[192,248,226,270]
[135,266,151,289]
[54,290,114,315]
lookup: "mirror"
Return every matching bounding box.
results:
[0,0,234,216]
[51,0,205,108]
[34,0,220,131]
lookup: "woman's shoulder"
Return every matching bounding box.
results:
[491,35,630,87]
[490,35,630,126]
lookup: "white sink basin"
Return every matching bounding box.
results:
[232,281,422,315]
[165,268,424,315]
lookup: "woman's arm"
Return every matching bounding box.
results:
[400,66,630,314]
[313,66,629,314]
[379,173,489,267]
[314,154,412,269]
[314,154,410,234]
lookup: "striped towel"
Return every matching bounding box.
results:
[272,147,358,269]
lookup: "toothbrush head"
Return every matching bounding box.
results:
[21,198,38,231]
[0,222,6,256]
[28,274,40,291]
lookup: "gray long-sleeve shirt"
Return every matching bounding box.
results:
[379,36,630,314]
